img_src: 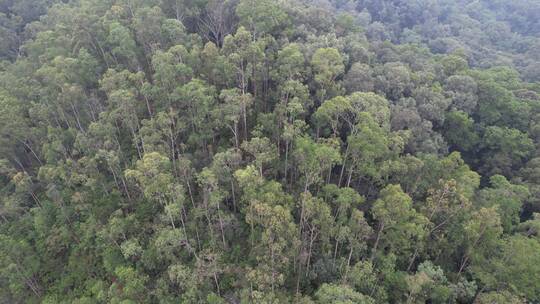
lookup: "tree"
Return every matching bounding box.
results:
[108,266,149,303]
[478,236,540,302]
[444,75,478,115]
[389,97,447,154]
[313,96,353,137]
[370,185,428,264]
[314,283,374,304]
[413,179,472,271]
[474,73,530,131]
[245,200,298,292]
[172,78,217,155]
[197,167,229,248]
[297,193,334,278]
[345,261,387,302]
[443,110,480,152]
[404,262,453,304]
[242,137,277,177]
[323,186,367,265]
[139,110,184,168]
[125,152,189,239]
[343,63,375,93]
[343,210,373,272]
[0,235,43,300]
[275,43,306,83]
[132,6,167,56]
[375,62,411,101]
[222,26,264,113]
[217,88,254,148]
[0,91,42,169]
[476,175,529,232]
[495,236,540,301]
[347,92,390,130]
[474,290,525,304]
[107,22,139,68]
[459,207,503,276]
[151,44,194,107]
[344,112,396,186]
[294,136,341,193]
[480,126,534,177]
[412,86,450,128]
[236,0,288,39]
[201,41,235,87]
[198,0,236,47]
[2,0,540,302]
[311,48,345,101]
[209,149,242,211]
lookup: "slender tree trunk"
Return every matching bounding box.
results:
[306,228,317,275]
[69,101,85,132]
[217,203,227,248]
[185,178,196,209]
[457,255,469,276]
[326,167,332,185]
[271,244,275,293]
[120,176,132,202]
[333,238,340,263]
[458,227,487,276]
[142,87,152,118]
[346,167,354,188]
[242,104,248,141]
[14,264,41,297]
[179,204,189,244]
[240,70,248,141]
[338,144,349,186]
[299,181,309,234]
[370,222,384,261]
[343,246,354,281]
[283,140,289,183]
[230,179,237,212]
[234,122,239,149]
[407,248,419,272]
[29,191,42,208]
[15,138,42,166]
[108,165,122,193]
[162,197,176,229]
[129,126,143,160]
[250,203,255,248]
[213,271,221,296]
[296,258,303,296]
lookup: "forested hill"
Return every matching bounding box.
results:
[341,0,540,81]
[1,0,540,303]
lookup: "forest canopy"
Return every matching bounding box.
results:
[0,0,540,303]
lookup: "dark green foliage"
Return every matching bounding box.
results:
[0,0,539,303]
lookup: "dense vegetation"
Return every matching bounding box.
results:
[1,0,540,303]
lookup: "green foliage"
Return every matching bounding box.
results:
[314,283,374,304]
[371,185,428,262]
[0,0,539,302]
[480,236,540,302]
[311,48,345,100]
